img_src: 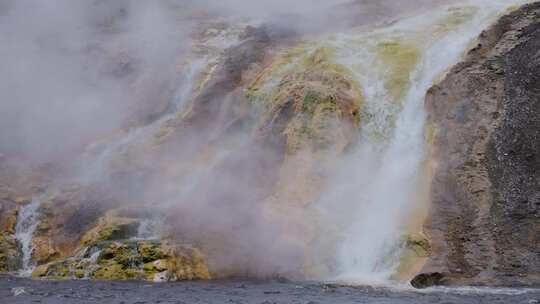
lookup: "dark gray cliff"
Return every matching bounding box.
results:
[417,2,540,287]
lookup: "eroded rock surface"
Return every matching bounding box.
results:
[32,240,210,282]
[420,2,540,287]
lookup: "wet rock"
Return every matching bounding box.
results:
[403,234,432,258]
[0,232,22,272]
[20,187,111,267]
[423,2,540,286]
[143,259,168,272]
[248,46,362,153]
[81,211,140,246]
[138,241,167,263]
[393,233,432,281]
[410,272,446,289]
[375,41,420,102]
[31,236,60,265]
[32,240,210,282]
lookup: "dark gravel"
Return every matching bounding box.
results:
[1,275,539,304]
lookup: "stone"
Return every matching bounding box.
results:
[422,2,540,286]
[410,272,446,289]
[81,211,140,246]
[0,232,22,272]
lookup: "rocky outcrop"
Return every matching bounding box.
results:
[419,2,540,287]
[0,186,35,272]
[0,19,359,280]
[250,46,361,153]
[0,232,21,272]
[32,240,210,282]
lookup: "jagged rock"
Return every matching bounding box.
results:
[421,2,540,286]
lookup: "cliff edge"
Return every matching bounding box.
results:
[417,2,540,288]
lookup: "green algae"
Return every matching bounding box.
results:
[0,232,21,272]
[32,240,210,282]
[81,213,139,247]
[376,40,421,102]
[138,241,167,263]
[435,6,478,34]
[247,45,363,113]
[393,234,432,280]
[245,44,363,154]
[246,44,313,109]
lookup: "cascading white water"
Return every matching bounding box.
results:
[313,0,531,283]
[82,58,206,183]
[81,20,254,183]
[13,197,42,276]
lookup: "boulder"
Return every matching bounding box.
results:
[410,272,446,289]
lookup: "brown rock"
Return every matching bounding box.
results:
[420,2,540,287]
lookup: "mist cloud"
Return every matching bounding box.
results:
[0,0,465,280]
[0,0,187,162]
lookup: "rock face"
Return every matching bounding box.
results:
[0,233,21,272]
[0,18,358,280]
[251,46,361,153]
[32,241,210,282]
[420,2,540,287]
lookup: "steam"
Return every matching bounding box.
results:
[0,0,530,282]
[313,0,532,283]
[0,0,186,162]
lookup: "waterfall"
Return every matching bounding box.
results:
[313,0,531,283]
[81,21,254,183]
[82,58,206,183]
[14,197,42,276]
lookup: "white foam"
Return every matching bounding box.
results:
[314,0,533,283]
[14,197,42,276]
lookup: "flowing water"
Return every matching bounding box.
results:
[13,197,42,276]
[6,26,245,276]
[6,1,536,292]
[312,0,532,283]
[79,18,254,184]
[81,58,206,183]
[1,275,539,304]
